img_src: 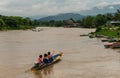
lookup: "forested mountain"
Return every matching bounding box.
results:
[39,13,85,21]
[80,4,120,15]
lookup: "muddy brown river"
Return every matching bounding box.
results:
[0,27,120,78]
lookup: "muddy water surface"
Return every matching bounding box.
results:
[0,27,120,78]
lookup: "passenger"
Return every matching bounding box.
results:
[43,54,49,64]
[35,55,43,66]
[47,52,53,63]
[47,52,52,58]
[37,55,43,63]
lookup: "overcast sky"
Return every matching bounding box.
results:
[0,0,120,16]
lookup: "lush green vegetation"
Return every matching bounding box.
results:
[1,9,120,30]
[36,20,64,27]
[0,14,67,30]
[95,27,120,38]
[89,9,120,38]
[81,9,120,28]
[84,9,120,38]
[0,15,34,30]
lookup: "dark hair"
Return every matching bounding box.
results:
[48,52,51,55]
[39,55,42,58]
[44,54,47,57]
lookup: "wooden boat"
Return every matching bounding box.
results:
[95,34,105,38]
[101,39,109,42]
[102,38,120,42]
[104,44,113,48]
[108,38,120,42]
[31,52,62,71]
[110,42,120,48]
[104,42,120,48]
[80,34,88,36]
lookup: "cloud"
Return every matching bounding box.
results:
[109,6,114,9]
[0,0,120,16]
[96,1,120,8]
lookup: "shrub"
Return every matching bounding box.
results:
[95,27,102,32]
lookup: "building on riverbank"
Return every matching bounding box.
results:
[64,20,80,28]
[106,21,120,26]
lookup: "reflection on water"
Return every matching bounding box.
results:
[33,65,53,78]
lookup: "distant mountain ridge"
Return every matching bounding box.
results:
[30,4,120,20]
[80,4,120,15]
[39,13,85,21]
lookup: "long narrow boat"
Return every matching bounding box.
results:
[101,39,109,42]
[104,42,120,48]
[80,34,88,36]
[31,52,62,71]
[104,44,113,48]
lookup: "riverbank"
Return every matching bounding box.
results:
[95,26,120,38]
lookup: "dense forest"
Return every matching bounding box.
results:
[81,9,120,28]
[0,15,35,30]
[0,9,120,30]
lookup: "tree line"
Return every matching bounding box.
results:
[0,15,65,30]
[0,15,34,30]
[0,9,120,30]
[81,9,120,28]
[33,20,64,27]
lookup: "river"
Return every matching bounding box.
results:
[0,27,120,78]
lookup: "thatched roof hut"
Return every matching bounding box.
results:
[64,20,80,28]
[64,20,74,25]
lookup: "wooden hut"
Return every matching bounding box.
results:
[106,21,120,26]
[64,20,80,28]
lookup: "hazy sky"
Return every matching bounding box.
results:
[0,0,120,16]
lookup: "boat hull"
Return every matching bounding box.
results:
[104,42,120,48]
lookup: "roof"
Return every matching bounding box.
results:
[110,21,120,23]
[64,20,74,25]
[106,21,120,26]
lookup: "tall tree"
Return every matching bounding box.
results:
[93,14,107,27]
[81,16,94,28]
[105,13,114,21]
[23,17,32,25]
[114,9,120,21]
[0,19,5,30]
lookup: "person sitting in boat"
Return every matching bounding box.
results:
[34,55,43,66]
[47,52,53,63]
[37,55,43,63]
[43,54,49,64]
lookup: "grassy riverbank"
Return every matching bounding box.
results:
[95,26,120,38]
